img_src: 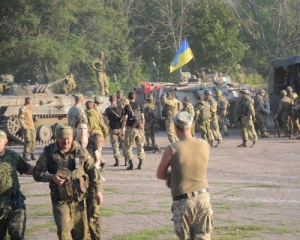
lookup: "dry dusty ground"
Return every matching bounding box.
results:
[12,124,300,240]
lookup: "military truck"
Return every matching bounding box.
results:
[268,56,300,113]
[0,76,109,145]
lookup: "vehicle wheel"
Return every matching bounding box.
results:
[37,125,53,142]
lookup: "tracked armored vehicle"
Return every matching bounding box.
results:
[0,76,109,145]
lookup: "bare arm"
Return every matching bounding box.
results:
[93,150,101,168]
[104,116,109,127]
[119,114,128,137]
[157,146,173,180]
[24,165,34,175]
[141,113,145,129]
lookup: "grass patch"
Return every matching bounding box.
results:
[26,193,50,197]
[104,187,122,194]
[243,203,266,208]
[27,203,53,216]
[20,181,37,185]
[126,210,169,215]
[214,201,231,214]
[127,200,142,204]
[25,221,56,237]
[101,206,119,217]
[111,226,174,240]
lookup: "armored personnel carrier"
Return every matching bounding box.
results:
[0,76,109,145]
[135,73,249,128]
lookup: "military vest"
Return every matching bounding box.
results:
[106,105,122,129]
[281,97,293,113]
[44,142,89,203]
[195,102,211,122]
[217,96,227,111]
[127,102,142,127]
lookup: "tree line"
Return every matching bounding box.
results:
[1,0,300,94]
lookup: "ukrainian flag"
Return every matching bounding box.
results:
[170,38,194,73]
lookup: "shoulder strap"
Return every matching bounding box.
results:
[127,103,135,116]
[110,108,121,118]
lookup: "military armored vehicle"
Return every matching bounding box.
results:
[268,56,300,113]
[135,74,249,128]
[0,76,109,145]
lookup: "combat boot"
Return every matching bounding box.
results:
[214,140,221,148]
[31,153,37,160]
[113,157,119,166]
[127,160,133,170]
[136,159,143,170]
[124,158,128,166]
[250,141,256,148]
[237,140,247,147]
[23,153,31,161]
[100,162,106,172]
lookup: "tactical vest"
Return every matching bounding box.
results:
[127,102,142,127]
[217,96,228,111]
[281,97,293,112]
[239,98,251,116]
[44,142,89,203]
[201,102,212,121]
[107,106,122,129]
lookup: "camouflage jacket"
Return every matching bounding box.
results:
[276,96,293,115]
[86,109,108,138]
[92,58,105,73]
[0,149,30,195]
[143,102,156,123]
[161,95,177,118]
[238,97,255,117]
[68,104,87,129]
[181,103,195,117]
[254,95,266,113]
[117,97,129,108]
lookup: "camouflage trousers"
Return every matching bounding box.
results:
[280,112,291,135]
[0,191,26,240]
[191,122,196,138]
[97,72,109,96]
[218,112,228,134]
[172,192,213,240]
[124,127,145,160]
[87,190,101,240]
[145,122,155,146]
[240,116,258,141]
[52,200,88,240]
[255,112,268,135]
[198,120,213,144]
[23,128,36,154]
[165,118,179,143]
[210,117,222,141]
[97,145,105,164]
[109,128,124,158]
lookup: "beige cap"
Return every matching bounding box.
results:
[94,96,103,104]
[172,112,193,129]
[56,125,73,138]
[117,90,123,94]
[75,94,84,102]
[0,130,7,140]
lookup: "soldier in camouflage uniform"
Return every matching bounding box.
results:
[286,86,300,134]
[120,92,145,170]
[274,90,294,137]
[237,89,258,147]
[94,95,103,112]
[254,89,269,137]
[33,125,103,240]
[62,74,77,94]
[157,112,213,240]
[293,92,300,139]
[181,97,195,137]
[0,130,34,240]
[68,94,87,136]
[204,90,222,147]
[144,94,157,149]
[19,97,36,161]
[105,95,126,166]
[216,90,230,137]
[162,92,179,143]
[92,51,109,96]
[117,89,129,148]
[194,96,214,144]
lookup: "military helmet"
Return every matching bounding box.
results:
[216,90,222,96]
[240,89,249,94]
[94,96,103,104]
[280,90,287,97]
[258,89,265,94]
[286,86,293,94]
[166,92,172,100]
[204,90,212,96]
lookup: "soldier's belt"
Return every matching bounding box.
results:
[173,188,208,201]
[0,191,17,201]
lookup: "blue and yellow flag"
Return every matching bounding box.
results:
[170,38,194,73]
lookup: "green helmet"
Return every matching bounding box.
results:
[258,89,265,95]
[216,90,222,96]
[286,86,293,94]
[280,90,287,97]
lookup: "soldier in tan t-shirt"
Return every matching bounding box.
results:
[157,111,214,240]
[18,97,36,161]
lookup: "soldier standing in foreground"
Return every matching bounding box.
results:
[120,92,145,170]
[215,90,230,137]
[237,89,258,147]
[144,94,157,149]
[157,111,214,239]
[194,96,214,144]
[33,125,103,240]
[105,95,126,166]
[274,90,294,137]
[93,96,103,112]
[68,94,87,135]
[19,97,36,161]
[204,90,222,147]
[0,130,34,240]
[254,89,269,138]
[181,97,195,137]
[162,92,179,143]
[286,86,300,134]
[92,51,109,96]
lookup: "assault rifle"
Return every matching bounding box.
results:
[274,117,280,137]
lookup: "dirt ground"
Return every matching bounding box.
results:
[13,123,300,240]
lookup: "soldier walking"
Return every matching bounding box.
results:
[144,94,157,149]
[181,97,195,137]
[120,92,145,170]
[286,86,300,134]
[92,51,109,96]
[254,89,269,137]
[104,95,127,166]
[237,89,258,147]
[194,96,214,144]
[33,125,103,240]
[216,90,230,137]
[68,94,87,136]
[0,130,34,240]
[19,97,36,161]
[274,90,294,137]
[93,96,103,112]
[204,90,222,147]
